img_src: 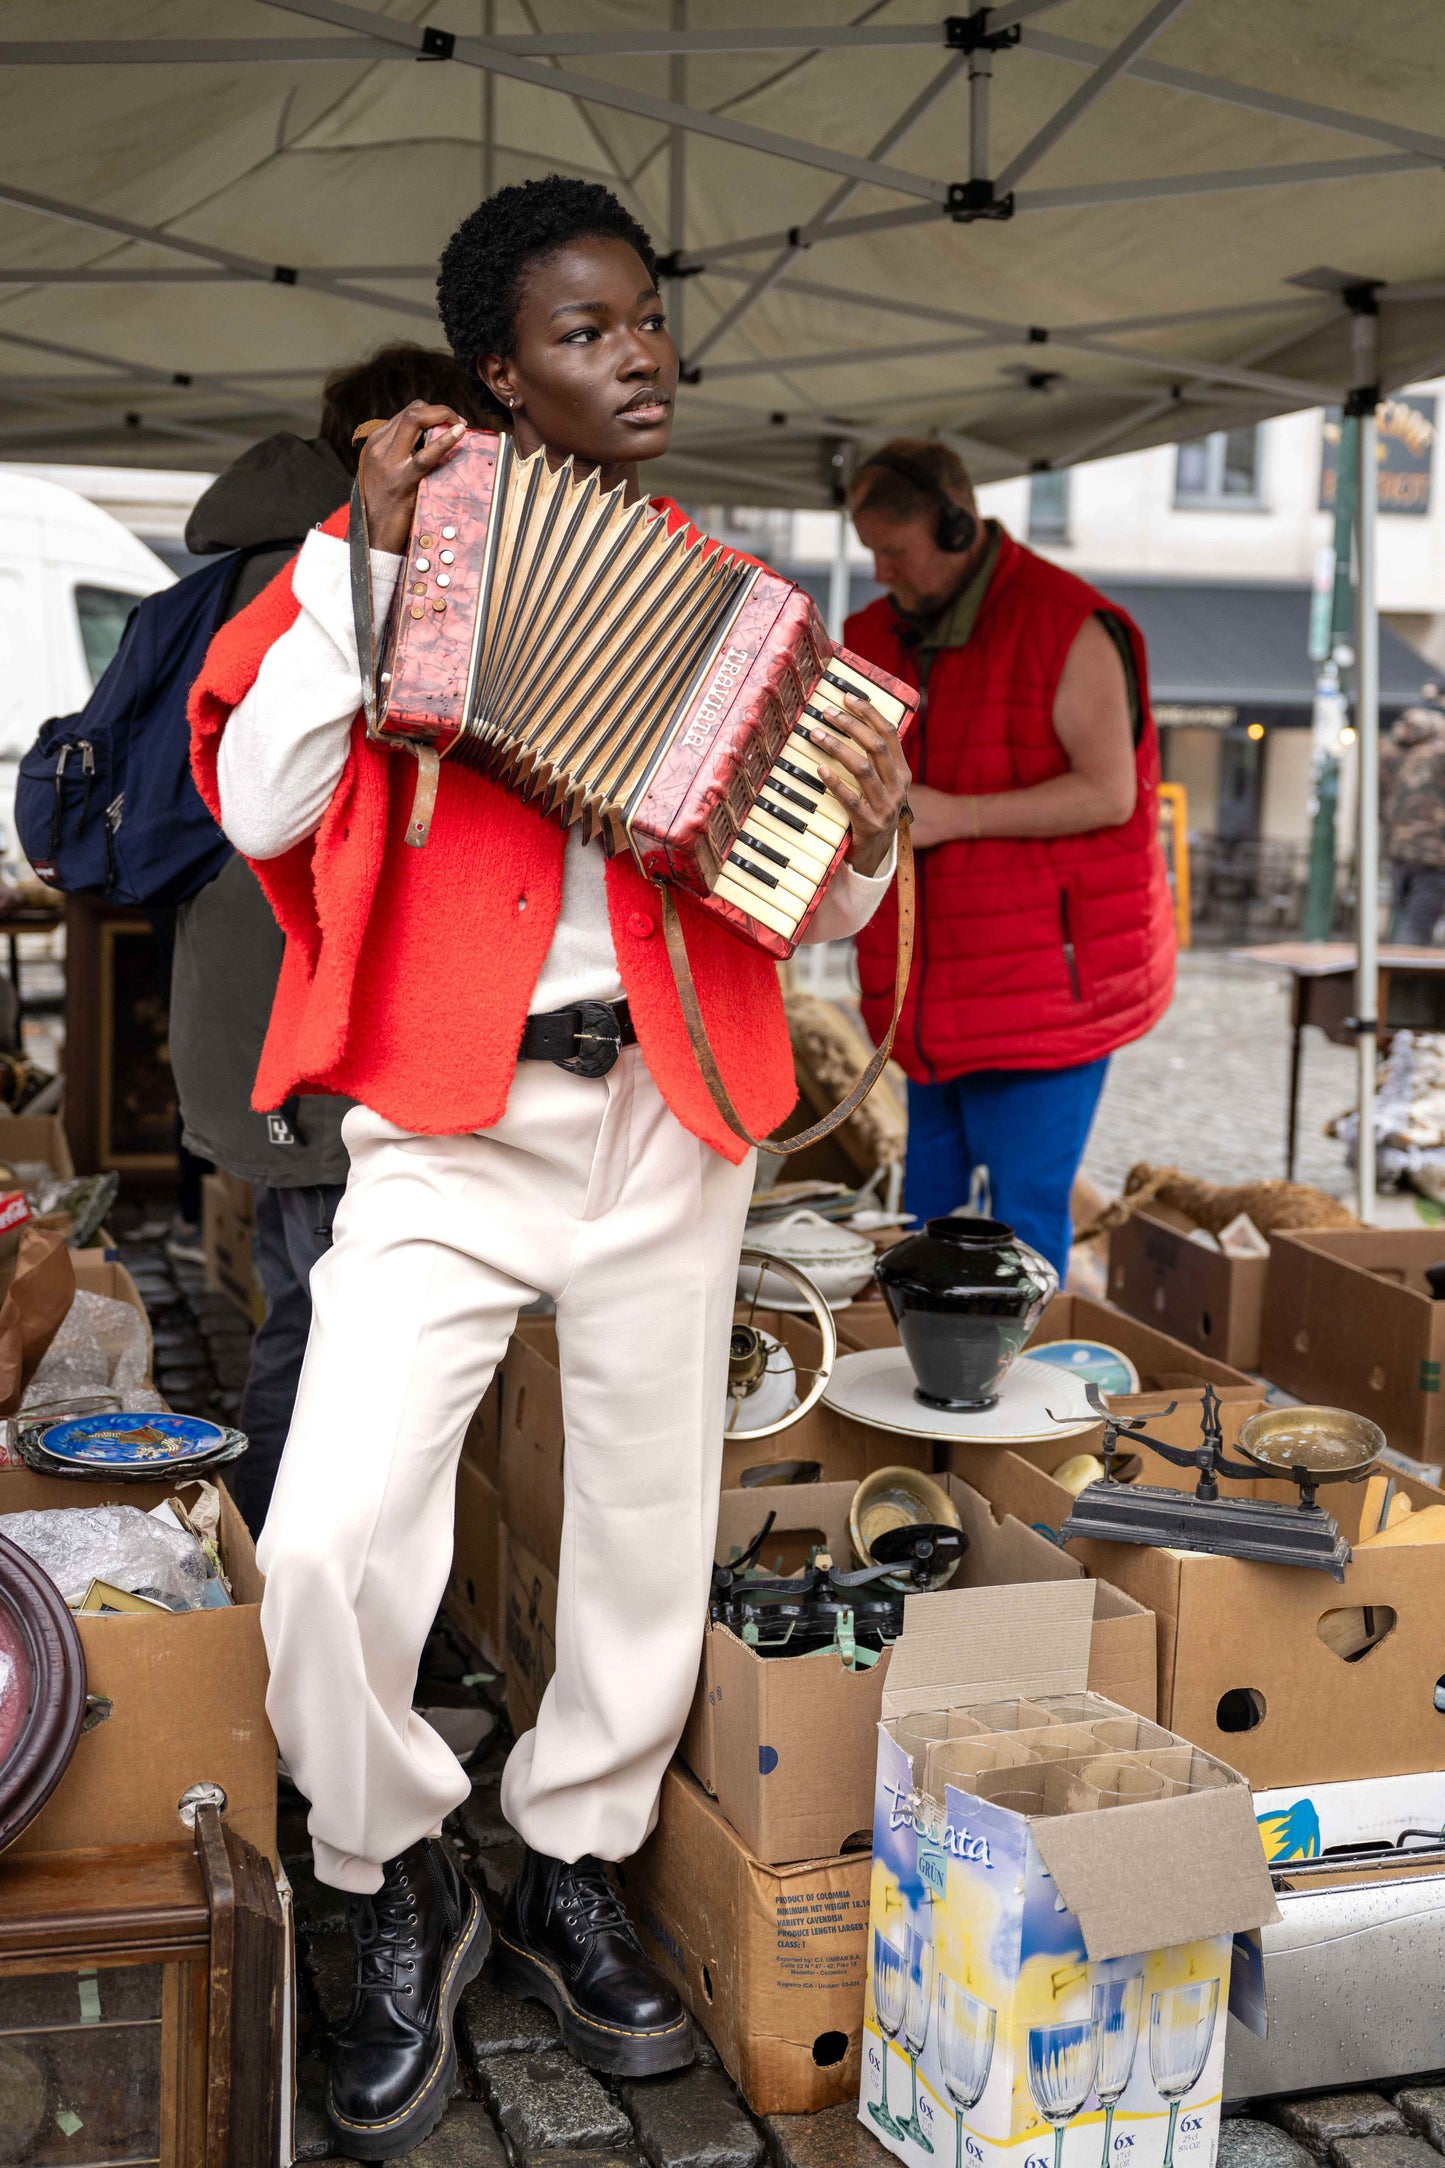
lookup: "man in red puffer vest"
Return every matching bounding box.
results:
[847,442,1175,1275]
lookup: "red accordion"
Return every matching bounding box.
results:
[366,431,917,959]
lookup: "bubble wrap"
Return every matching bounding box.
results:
[23,1290,151,1408]
[1,1502,209,1610]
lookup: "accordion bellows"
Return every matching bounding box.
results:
[374,431,917,959]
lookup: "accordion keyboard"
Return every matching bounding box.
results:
[711,661,904,941]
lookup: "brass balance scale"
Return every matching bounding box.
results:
[1059,1383,1386,1580]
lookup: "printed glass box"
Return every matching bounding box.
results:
[857,1586,1277,2168]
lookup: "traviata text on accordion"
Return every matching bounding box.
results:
[368,430,918,959]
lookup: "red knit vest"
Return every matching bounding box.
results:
[188,503,796,1163]
[847,529,1175,1081]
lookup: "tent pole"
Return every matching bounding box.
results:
[1350,297,1381,1222]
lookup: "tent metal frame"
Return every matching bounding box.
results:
[0,5,1426,1216]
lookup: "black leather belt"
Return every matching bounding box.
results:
[519,998,636,1079]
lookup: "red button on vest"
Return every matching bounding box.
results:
[627,910,656,939]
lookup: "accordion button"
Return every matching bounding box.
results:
[627,910,656,940]
[436,573,451,587]
[442,525,457,539]
[440,549,455,564]
[410,604,425,619]
[415,556,431,572]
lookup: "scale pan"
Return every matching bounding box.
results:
[1237,1405,1383,1482]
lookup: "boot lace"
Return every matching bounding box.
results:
[347,1862,421,1999]
[555,1860,641,1949]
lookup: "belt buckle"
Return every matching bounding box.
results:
[558,1000,622,1079]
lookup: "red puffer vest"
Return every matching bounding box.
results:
[187,502,797,1164]
[848,529,1175,1081]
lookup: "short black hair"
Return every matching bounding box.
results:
[437,175,658,420]
[318,343,491,472]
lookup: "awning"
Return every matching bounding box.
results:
[1090,578,1433,717]
[0,4,1443,501]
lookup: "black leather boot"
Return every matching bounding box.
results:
[492,1846,694,2075]
[327,1837,490,2160]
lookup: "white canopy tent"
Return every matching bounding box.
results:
[2,0,1443,1211]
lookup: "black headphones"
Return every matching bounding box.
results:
[854,449,979,554]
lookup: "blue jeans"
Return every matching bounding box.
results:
[903,1059,1110,1278]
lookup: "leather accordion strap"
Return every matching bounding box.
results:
[348,428,440,849]
[660,813,916,1157]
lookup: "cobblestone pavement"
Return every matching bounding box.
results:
[1083,950,1357,1201]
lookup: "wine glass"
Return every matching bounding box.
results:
[868,1894,909,2137]
[1149,1981,1220,2168]
[937,1978,997,2168]
[902,1926,936,2151]
[1091,1977,1143,2168]
[1027,2019,1100,2168]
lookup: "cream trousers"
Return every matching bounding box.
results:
[255,1050,754,1894]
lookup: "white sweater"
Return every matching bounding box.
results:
[216,530,894,1010]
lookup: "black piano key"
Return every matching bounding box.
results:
[776,757,822,795]
[759,794,807,836]
[740,829,789,870]
[770,778,817,815]
[733,853,779,890]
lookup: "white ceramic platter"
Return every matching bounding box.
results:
[821,1348,1102,1444]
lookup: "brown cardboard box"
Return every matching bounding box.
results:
[202,1170,264,1325]
[956,1412,1445,1789]
[623,1762,873,2116]
[0,1112,76,1181]
[1108,1206,1270,1370]
[680,1475,1155,1863]
[2,1468,275,1861]
[1261,1226,1445,1459]
[449,1453,503,1667]
[463,1373,502,1488]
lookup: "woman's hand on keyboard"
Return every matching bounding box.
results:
[809,691,911,879]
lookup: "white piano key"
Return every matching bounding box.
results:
[714,866,801,939]
[725,834,815,907]
[748,799,835,873]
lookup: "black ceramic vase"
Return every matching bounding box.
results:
[874,1216,1059,1411]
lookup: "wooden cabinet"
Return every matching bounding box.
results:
[0,1810,287,2167]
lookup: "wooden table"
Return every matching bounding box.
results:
[1234,942,1445,1178]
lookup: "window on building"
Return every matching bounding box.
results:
[1174,427,1262,507]
[73,585,140,687]
[1028,469,1071,541]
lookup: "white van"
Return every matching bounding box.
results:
[0,470,173,863]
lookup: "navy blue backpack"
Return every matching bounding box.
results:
[15,548,261,906]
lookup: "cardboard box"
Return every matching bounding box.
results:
[464,1373,502,1488]
[1027,1292,1257,1405]
[1261,1226,1445,1458]
[1108,1208,1269,1371]
[681,1477,1155,1865]
[203,1171,263,1325]
[624,1761,874,2116]
[0,1112,76,1181]
[957,1415,1445,1789]
[449,1453,503,1668]
[862,1581,1277,2168]
[2,1468,276,1862]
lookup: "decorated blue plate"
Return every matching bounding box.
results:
[16,1413,248,1479]
[1026,1339,1140,1397]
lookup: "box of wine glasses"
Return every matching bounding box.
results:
[861,1579,1278,2168]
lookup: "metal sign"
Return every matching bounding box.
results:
[1320,395,1437,515]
